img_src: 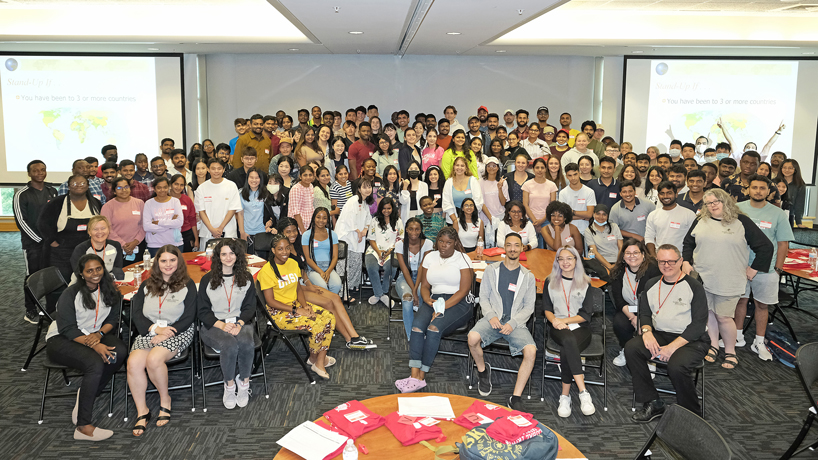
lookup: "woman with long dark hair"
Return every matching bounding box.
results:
[325,136,349,185]
[395,217,434,339]
[523,157,558,249]
[498,153,533,206]
[377,164,401,206]
[335,180,375,303]
[364,197,404,306]
[781,158,806,227]
[288,165,316,233]
[643,166,667,206]
[440,129,478,179]
[424,165,445,216]
[302,207,342,295]
[46,254,125,440]
[399,160,427,223]
[457,197,484,253]
[186,158,210,200]
[496,200,536,251]
[101,175,146,262]
[170,174,199,252]
[143,176,183,255]
[373,133,399,178]
[313,166,332,218]
[237,168,269,254]
[353,157,381,216]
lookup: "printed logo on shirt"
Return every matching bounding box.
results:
[722,227,735,235]
[278,272,298,289]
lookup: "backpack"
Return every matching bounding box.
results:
[766,325,798,368]
[457,423,558,460]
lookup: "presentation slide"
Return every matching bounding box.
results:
[0,54,184,184]
[622,58,818,183]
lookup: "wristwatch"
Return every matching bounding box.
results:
[641,326,652,334]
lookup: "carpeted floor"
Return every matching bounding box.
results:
[1,231,816,459]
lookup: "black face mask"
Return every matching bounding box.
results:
[408,170,420,179]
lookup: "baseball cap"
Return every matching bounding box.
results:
[537,106,549,114]
[485,156,501,167]
[595,124,605,131]
[478,105,488,113]
[504,109,514,115]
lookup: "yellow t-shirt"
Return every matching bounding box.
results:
[257,259,301,305]
[566,129,581,148]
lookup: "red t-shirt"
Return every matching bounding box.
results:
[178,193,196,232]
[348,140,375,179]
[453,400,510,429]
[322,400,385,439]
[384,412,442,446]
[485,411,542,445]
[437,135,452,151]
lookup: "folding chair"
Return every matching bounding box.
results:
[633,404,731,460]
[541,285,607,411]
[337,240,349,304]
[629,358,705,418]
[23,267,67,371]
[254,280,316,384]
[386,254,404,341]
[781,342,818,459]
[467,314,535,399]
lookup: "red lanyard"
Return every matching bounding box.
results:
[158,291,170,316]
[625,269,638,301]
[224,278,235,313]
[657,273,683,313]
[560,279,572,317]
[93,288,101,328]
[91,243,104,258]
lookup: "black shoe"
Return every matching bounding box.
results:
[23,311,38,324]
[508,395,525,411]
[632,399,666,423]
[477,363,492,397]
[346,336,377,350]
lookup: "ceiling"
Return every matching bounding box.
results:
[0,0,816,56]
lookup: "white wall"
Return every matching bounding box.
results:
[202,54,597,144]
[600,55,624,141]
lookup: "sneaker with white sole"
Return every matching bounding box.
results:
[719,337,746,348]
[477,363,492,397]
[380,295,390,306]
[347,336,377,350]
[236,381,251,408]
[752,340,773,361]
[557,395,571,418]
[368,296,379,305]
[578,390,595,416]
[223,383,237,409]
[613,350,627,367]
[24,311,38,325]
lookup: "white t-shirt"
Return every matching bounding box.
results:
[395,238,434,272]
[193,179,243,238]
[496,220,537,247]
[644,205,697,253]
[422,250,471,295]
[458,219,482,248]
[558,185,597,235]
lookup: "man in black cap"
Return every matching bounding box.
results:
[536,106,556,136]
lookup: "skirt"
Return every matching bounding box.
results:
[336,250,363,289]
[131,324,195,358]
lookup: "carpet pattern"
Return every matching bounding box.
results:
[1,231,816,459]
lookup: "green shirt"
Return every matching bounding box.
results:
[737,201,793,271]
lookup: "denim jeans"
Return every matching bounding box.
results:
[199,322,255,383]
[364,253,394,298]
[307,260,343,295]
[396,271,419,340]
[409,293,473,372]
[536,220,550,249]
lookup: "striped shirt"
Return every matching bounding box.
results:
[330,181,353,211]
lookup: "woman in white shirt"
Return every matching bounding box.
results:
[479,157,503,248]
[442,156,484,227]
[399,161,428,223]
[496,200,537,251]
[457,198,484,253]
[395,226,473,393]
[395,217,434,339]
[364,197,404,306]
[335,180,374,304]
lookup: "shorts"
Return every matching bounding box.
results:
[470,316,536,356]
[742,270,780,305]
[131,324,195,358]
[705,291,741,318]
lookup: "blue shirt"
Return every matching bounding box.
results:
[301,229,339,262]
[240,190,266,235]
[452,187,469,209]
[229,136,239,157]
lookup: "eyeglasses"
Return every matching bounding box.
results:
[69,182,87,187]
[624,252,642,258]
[115,185,130,190]
[557,257,576,262]
[509,209,522,214]
[704,200,722,207]
[657,258,681,266]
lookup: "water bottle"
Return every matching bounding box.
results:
[143,249,152,271]
[205,245,213,260]
[476,236,484,258]
[342,439,358,460]
[810,248,817,271]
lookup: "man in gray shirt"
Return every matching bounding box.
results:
[468,233,537,411]
[609,180,655,242]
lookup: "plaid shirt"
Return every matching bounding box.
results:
[133,170,154,187]
[420,213,445,243]
[722,173,781,204]
[287,182,315,229]
[101,180,152,202]
[58,177,107,205]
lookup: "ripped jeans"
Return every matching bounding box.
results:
[396,271,419,340]
[409,293,473,373]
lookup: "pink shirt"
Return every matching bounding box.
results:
[521,178,558,220]
[100,197,146,247]
[288,182,315,229]
[421,145,445,171]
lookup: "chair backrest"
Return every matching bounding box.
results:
[796,342,818,414]
[338,240,347,261]
[25,267,67,319]
[792,227,818,249]
[648,404,732,460]
[253,233,275,253]
[587,285,605,316]
[254,279,284,334]
[207,238,247,253]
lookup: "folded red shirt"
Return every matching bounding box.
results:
[322,400,385,440]
[384,412,442,446]
[453,400,511,429]
[483,247,505,257]
[485,411,542,445]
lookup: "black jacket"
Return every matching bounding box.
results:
[13,182,57,249]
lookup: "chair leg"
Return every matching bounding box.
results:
[284,336,316,384]
[38,368,50,424]
[108,373,115,417]
[700,366,705,419]
[189,350,196,412]
[772,304,801,344]
[61,369,70,386]
[780,413,816,460]
[22,318,45,371]
[201,343,208,412]
[260,348,270,399]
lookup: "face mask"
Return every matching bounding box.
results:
[716,153,729,161]
[696,144,707,154]
[266,184,280,194]
[669,148,681,158]
[744,147,756,153]
[408,170,420,179]
[705,156,718,163]
[556,141,567,146]
[594,219,607,226]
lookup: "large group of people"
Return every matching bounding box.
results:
[12,104,800,440]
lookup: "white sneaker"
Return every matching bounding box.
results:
[736,335,746,348]
[236,381,251,408]
[648,363,656,380]
[718,339,724,348]
[578,390,596,416]
[368,296,379,305]
[380,295,389,306]
[223,384,237,409]
[557,395,571,418]
[752,339,773,361]
[613,350,627,367]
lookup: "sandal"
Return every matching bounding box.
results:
[132,412,151,437]
[704,346,719,363]
[156,406,172,427]
[722,353,738,370]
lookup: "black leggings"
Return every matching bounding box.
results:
[613,310,636,349]
[550,325,592,384]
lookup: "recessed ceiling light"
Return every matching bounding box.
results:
[496,50,506,53]
[446,32,461,35]
[632,50,644,54]
[289,48,299,51]
[348,31,364,35]
[147,48,159,51]
[803,52,816,55]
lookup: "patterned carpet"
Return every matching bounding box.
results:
[1,231,816,459]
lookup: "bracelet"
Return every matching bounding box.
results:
[98,330,105,338]
[776,132,782,135]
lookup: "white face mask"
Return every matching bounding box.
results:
[267,184,280,194]
[669,148,681,158]
[556,141,567,147]
[696,144,707,154]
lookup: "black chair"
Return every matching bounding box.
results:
[467,313,535,399]
[254,280,316,384]
[633,404,732,460]
[38,299,122,424]
[781,342,818,459]
[252,232,275,259]
[541,285,607,411]
[629,359,705,418]
[436,280,479,360]
[123,301,197,422]
[337,240,349,304]
[23,267,67,371]
[386,254,404,341]
[198,307,269,412]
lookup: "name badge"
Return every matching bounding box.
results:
[607,235,616,241]
[519,230,527,236]
[669,222,681,229]
[204,195,213,203]
[508,283,517,292]
[609,192,617,198]
[577,198,586,204]
[181,205,188,210]
[77,224,87,231]
[465,189,472,195]
[760,221,772,229]
[93,194,101,199]
[434,194,441,199]
[265,149,270,154]
[156,320,168,328]
[628,305,639,313]
[106,249,116,256]
[132,210,141,215]
[225,317,236,324]
[637,215,646,221]
[568,323,580,331]
[314,241,321,247]
[393,158,399,164]
[565,237,573,243]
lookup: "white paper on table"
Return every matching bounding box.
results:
[398,395,456,419]
[123,291,136,301]
[122,272,134,283]
[276,421,349,460]
[249,266,262,277]
[246,254,266,264]
[476,271,483,281]
[471,261,488,270]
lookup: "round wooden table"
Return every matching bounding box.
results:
[272,393,585,459]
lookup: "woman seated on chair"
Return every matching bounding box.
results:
[197,239,257,410]
[259,233,337,379]
[395,226,474,393]
[609,238,660,369]
[45,254,126,441]
[301,207,343,296]
[70,215,125,284]
[495,200,536,252]
[543,245,596,418]
[365,197,404,307]
[128,244,198,436]
[542,201,583,251]
[278,217,374,350]
[456,198,484,253]
[396,217,434,340]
